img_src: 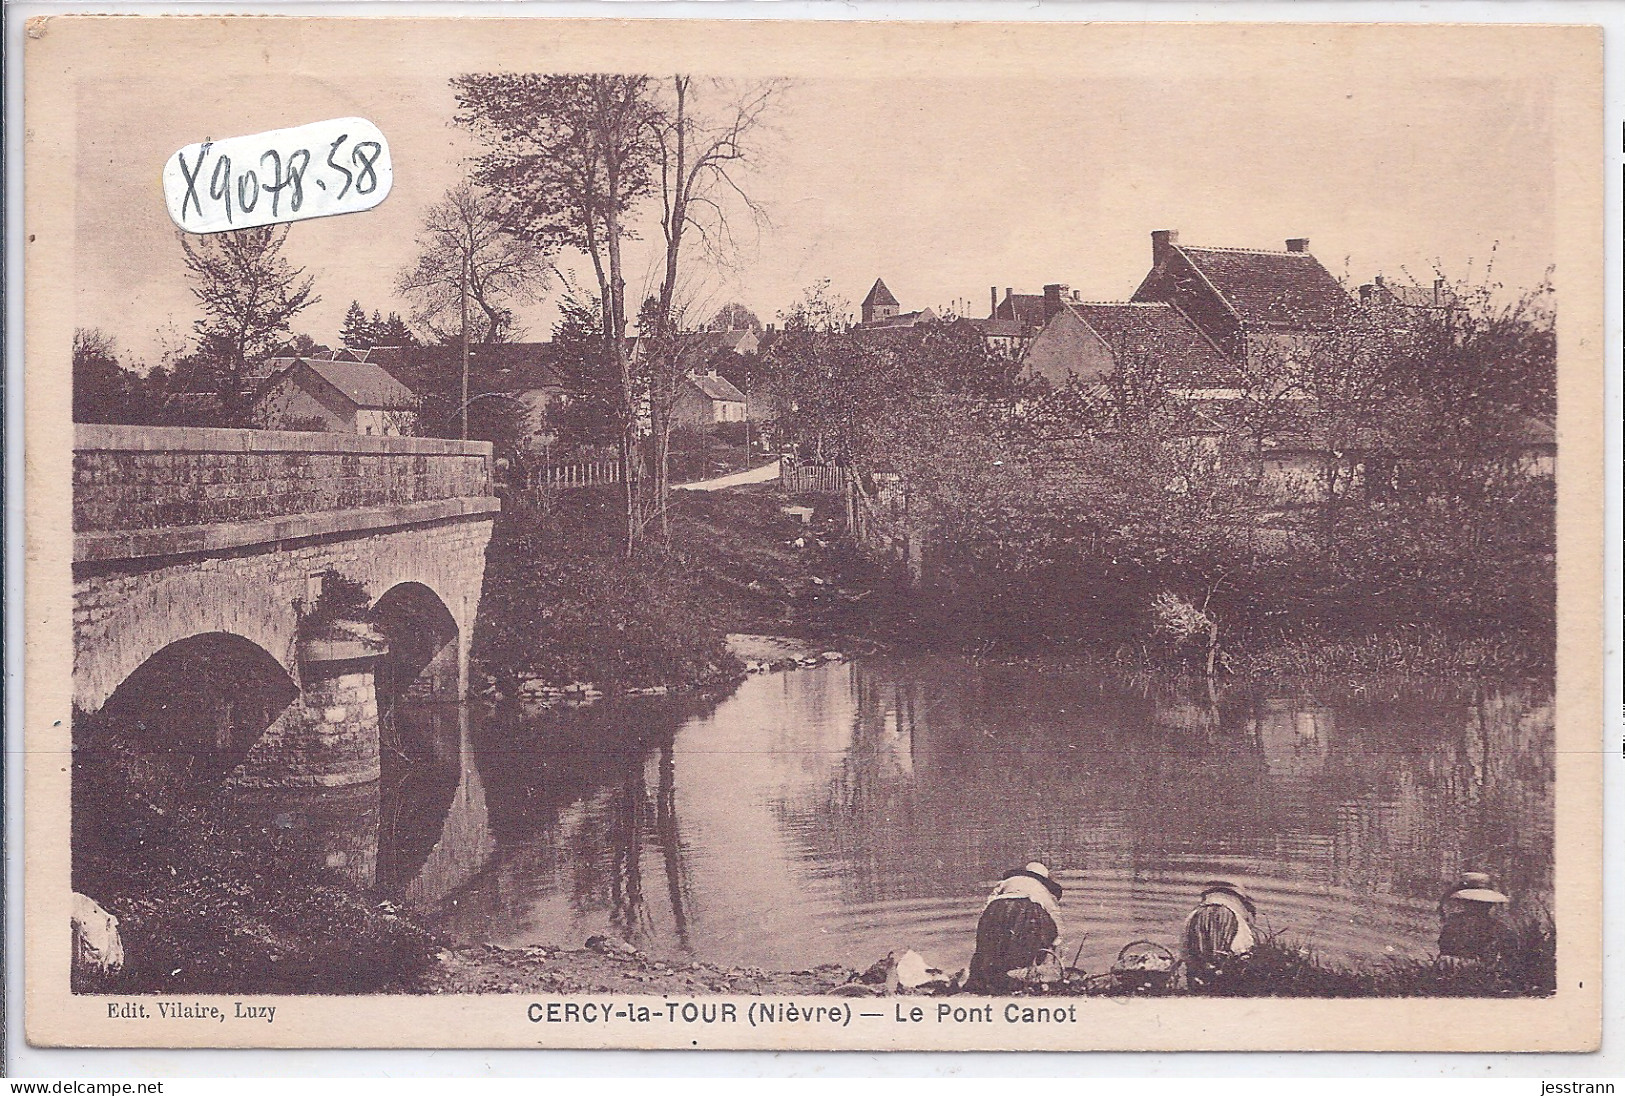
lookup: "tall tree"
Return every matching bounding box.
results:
[178,224,317,412]
[339,301,372,348]
[376,312,418,347]
[550,287,621,452]
[454,73,659,554]
[641,76,782,536]
[285,332,325,357]
[73,328,163,424]
[396,183,550,349]
[708,302,762,333]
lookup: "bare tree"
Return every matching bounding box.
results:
[455,72,659,555]
[643,77,783,535]
[178,224,317,413]
[395,182,551,346]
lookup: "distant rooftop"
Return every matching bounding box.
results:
[1175,244,1349,326]
[687,372,747,403]
[297,358,418,410]
[862,279,900,309]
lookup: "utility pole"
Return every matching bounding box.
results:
[460,248,471,441]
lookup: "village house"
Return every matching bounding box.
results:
[363,342,571,454]
[671,369,748,429]
[958,286,1047,357]
[989,287,1049,330]
[964,316,1030,358]
[251,356,420,435]
[1358,273,1458,312]
[1130,231,1349,367]
[1021,231,1347,395]
[1013,229,1559,507]
[627,328,761,368]
[1022,295,1239,393]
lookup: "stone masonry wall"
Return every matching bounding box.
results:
[73,515,494,715]
[230,661,383,789]
[74,425,493,533]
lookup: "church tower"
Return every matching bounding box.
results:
[861,279,900,324]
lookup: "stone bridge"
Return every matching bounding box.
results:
[73,425,500,790]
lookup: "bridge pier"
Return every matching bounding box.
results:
[231,644,386,789]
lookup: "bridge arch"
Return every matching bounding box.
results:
[77,631,299,796]
[370,581,461,706]
[74,563,302,717]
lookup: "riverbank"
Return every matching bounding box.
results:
[411,930,1554,999]
[71,749,436,995]
[414,939,856,996]
[932,626,1553,695]
[473,485,897,696]
[474,479,1548,693]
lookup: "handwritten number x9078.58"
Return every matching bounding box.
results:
[176,134,383,226]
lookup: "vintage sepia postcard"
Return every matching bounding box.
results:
[22,14,1605,1051]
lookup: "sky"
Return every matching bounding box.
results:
[73,28,1557,368]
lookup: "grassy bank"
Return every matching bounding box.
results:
[1222,927,1556,998]
[476,480,1545,690]
[473,484,897,692]
[861,565,1551,683]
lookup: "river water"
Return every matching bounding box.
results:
[262,655,1554,980]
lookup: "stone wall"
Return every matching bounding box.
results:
[230,660,383,789]
[72,425,500,787]
[73,514,494,715]
[74,425,492,533]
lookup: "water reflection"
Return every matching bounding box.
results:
[223,657,1553,981]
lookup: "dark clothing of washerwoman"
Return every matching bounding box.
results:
[1438,872,1512,963]
[1182,881,1257,994]
[965,863,1063,995]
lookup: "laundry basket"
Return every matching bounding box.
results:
[1107,940,1181,995]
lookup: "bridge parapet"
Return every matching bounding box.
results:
[74,425,498,564]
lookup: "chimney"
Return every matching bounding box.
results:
[1358,283,1375,305]
[1285,238,1310,253]
[1434,276,1446,305]
[990,287,998,317]
[1151,229,1179,266]
[1043,284,1069,321]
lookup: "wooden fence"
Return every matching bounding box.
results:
[781,459,845,495]
[529,460,623,491]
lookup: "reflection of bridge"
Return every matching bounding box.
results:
[73,425,499,789]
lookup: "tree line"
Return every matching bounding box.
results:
[76,73,783,559]
[757,275,1557,668]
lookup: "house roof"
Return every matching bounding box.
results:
[674,330,755,359]
[1175,246,1349,327]
[687,373,747,403]
[1066,301,1240,387]
[968,317,1028,338]
[993,293,1047,328]
[299,358,418,410]
[856,308,939,332]
[1365,277,1458,310]
[863,279,900,309]
[627,329,758,365]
